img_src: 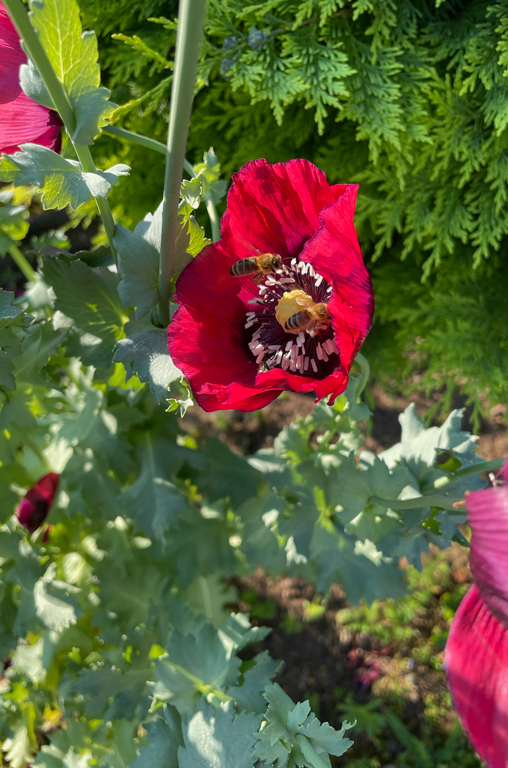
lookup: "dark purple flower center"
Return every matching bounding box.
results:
[244,258,337,377]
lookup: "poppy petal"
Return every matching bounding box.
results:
[221,158,348,260]
[446,585,508,768]
[301,186,374,375]
[467,471,508,628]
[0,2,62,155]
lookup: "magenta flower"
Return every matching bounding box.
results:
[445,459,508,767]
[168,159,374,412]
[0,2,62,155]
[16,473,59,533]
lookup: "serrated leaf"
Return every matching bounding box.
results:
[3,723,35,768]
[19,57,53,109]
[178,703,261,768]
[253,684,353,768]
[29,0,115,143]
[0,202,29,254]
[0,145,129,209]
[197,438,267,507]
[227,651,281,713]
[194,149,228,205]
[153,623,240,713]
[120,435,188,539]
[114,330,181,402]
[0,288,30,330]
[131,708,183,768]
[311,524,406,603]
[34,567,79,631]
[114,203,202,317]
[42,256,127,371]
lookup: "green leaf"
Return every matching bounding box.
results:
[114,330,181,403]
[193,149,228,205]
[0,289,30,331]
[34,566,79,631]
[178,703,261,768]
[132,708,183,768]
[311,524,407,603]
[19,57,53,109]
[120,436,188,539]
[197,438,267,507]
[29,0,115,143]
[114,203,203,316]
[227,651,281,713]
[0,202,29,255]
[166,505,239,587]
[42,256,127,371]
[3,723,35,768]
[253,684,354,768]
[0,145,129,210]
[153,623,240,713]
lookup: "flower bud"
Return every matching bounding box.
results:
[16,473,59,533]
[248,28,267,50]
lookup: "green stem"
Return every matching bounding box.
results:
[157,0,207,326]
[104,125,167,157]
[369,494,462,511]
[431,458,504,490]
[104,127,221,243]
[9,244,36,283]
[205,199,220,243]
[4,0,117,260]
[3,0,75,132]
[73,145,117,260]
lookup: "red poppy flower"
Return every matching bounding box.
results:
[0,2,62,155]
[168,159,374,412]
[445,459,508,767]
[16,472,59,533]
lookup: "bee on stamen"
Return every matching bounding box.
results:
[285,302,332,335]
[229,253,282,284]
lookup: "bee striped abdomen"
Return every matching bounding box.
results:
[229,258,258,277]
[285,309,312,332]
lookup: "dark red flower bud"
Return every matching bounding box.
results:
[16,473,59,533]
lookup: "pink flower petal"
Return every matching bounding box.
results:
[0,2,62,155]
[467,467,508,628]
[446,585,508,767]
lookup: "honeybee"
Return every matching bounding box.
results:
[285,301,331,335]
[229,253,282,283]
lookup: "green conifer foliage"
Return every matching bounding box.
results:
[83,0,508,416]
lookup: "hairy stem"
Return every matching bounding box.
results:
[4,0,117,260]
[157,0,207,326]
[9,244,36,283]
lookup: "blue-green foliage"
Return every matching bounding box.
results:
[0,238,485,765]
[81,0,508,414]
